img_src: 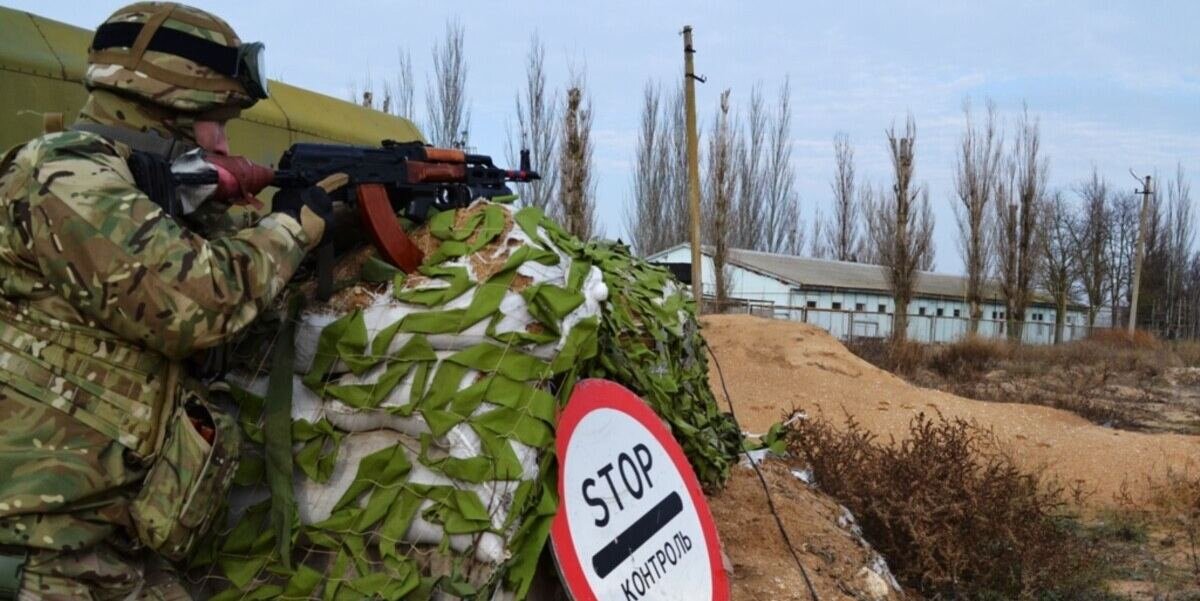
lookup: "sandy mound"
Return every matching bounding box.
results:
[701,314,1200,506]
[710,461,901,601]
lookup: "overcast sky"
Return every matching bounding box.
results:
[13,1,1199,274]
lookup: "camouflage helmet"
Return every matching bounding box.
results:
[85,2,268,115]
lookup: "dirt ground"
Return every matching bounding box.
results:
[709,461,902,601]
[898,343,1200,436]
[700,314,1200,509]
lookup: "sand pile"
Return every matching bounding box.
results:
[700,314,1200,506]
[709,461,902,601]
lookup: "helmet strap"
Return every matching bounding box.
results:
[127,2,177,66]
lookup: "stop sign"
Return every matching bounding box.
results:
[550,379,729,601]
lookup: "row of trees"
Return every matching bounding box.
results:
[815,100,1198,343]
[950,101,1198,342]
[352,23,598,238]
[627,84,1197,343]
[351,24,1197,342]
[622,82,940,332]
[623,81,804,259]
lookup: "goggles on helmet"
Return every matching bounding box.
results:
[233,42,268,100]
[92,21,269,100]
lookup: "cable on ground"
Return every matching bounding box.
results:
[703,337,821,601]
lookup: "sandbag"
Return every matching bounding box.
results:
[191,202,740,600]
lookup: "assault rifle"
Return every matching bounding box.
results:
[171,140,540,275]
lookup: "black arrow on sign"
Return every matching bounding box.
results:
[591,491,684,578]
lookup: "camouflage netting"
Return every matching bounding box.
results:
[187,202,741,600]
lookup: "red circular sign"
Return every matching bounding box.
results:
[551,379,729,601]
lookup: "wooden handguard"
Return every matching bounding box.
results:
[423,147,466,163]
[355,183,425,273]
[407,161,467,184]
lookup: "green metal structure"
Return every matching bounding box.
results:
[0,6,424,165]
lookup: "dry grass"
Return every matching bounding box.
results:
[1087,328,1161,349]
[1145,465,1200,585]
[847,332,1198,433]
[928,336,1010,378]
[847,338,929,374]
[1173,341,1200,367]
[787,411,1108,600]
[1098,465,1200,595]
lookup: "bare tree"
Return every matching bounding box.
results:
[918,195,937,272]
[706,89,737,309]
[1040,192,1077,343]
[425,19,470,148]
[994,107,1046,342]
[624,81,693,255]
[665,85,691,250]
[858,185,884,265]
[1137,177,1166,332]
[809,208,824,256]
[953,99,1003,334]
[1187,254,1200,338]
[507,34,558,212]
[867,116,935,342]
[1104,191,1138,326]
[1072,168,1110,327]
[558,73,596,240]
[394,48,416,121]
[625,83,670,255]
[1162,164,1195,338]
[761,79,803,254]
[820,132,863,261]
[732,84,767,250]
[1186,252,1200,339]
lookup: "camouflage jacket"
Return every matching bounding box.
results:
[0,130,309,551]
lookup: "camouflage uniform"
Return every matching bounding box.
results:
[0,3,312,599]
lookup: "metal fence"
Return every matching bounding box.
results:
[702,297,1095,345]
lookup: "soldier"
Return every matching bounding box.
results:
[0,3,334,599]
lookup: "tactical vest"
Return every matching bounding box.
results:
[0,128,238,594]
[0,298,170,459]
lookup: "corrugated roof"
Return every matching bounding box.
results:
[724,247,999,300]
[653,244,1072,306]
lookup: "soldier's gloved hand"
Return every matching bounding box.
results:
[128,151,184,216]
[271,185,333,249]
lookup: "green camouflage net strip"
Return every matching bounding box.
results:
[514,209,742,487]
[189,205,739,600]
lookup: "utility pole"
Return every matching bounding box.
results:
[682,25,705,312]
[1128,173,1153,334]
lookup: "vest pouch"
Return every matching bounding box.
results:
[130,392,239,562]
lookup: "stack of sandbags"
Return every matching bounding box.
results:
[193,202,740,600]
[199,202,605,600]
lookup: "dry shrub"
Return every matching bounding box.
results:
[1087,327,1160,350]
[1145,465,1200,582]
[788,412,1106,600]
[1173,341,1200,367]
[848,338,928,375]
[928,336,1009,377]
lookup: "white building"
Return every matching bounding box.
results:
[647,244,1091,344]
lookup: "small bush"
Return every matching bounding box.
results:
[1173,341,1200,367]
[1089,509,1150,544]
[1145,464,1200,582]
[929,336,1009,377]
[788,412,1106,600]
[1087,328,1159,350]
[847,338,927,375]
